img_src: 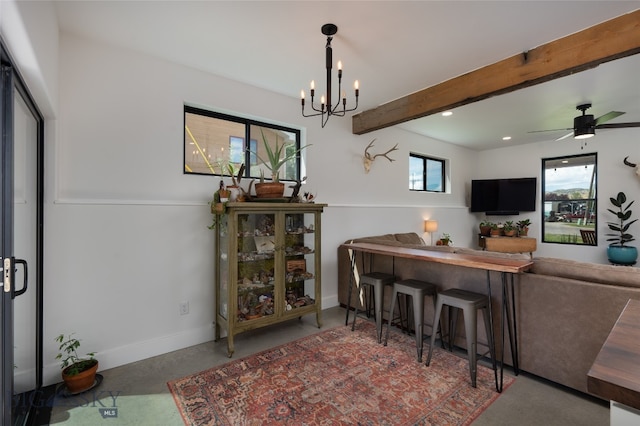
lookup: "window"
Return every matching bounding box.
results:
[409,153,445,192]
[184,106,303,181]
[542,153,597,245]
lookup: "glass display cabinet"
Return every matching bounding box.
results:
[214,202,325,357]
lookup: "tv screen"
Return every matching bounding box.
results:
[471,177,537,214]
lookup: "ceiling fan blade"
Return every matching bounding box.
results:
[596,122,640,129]
[527,128,572,134]
[555,131,574,141]
[594,111,625,125]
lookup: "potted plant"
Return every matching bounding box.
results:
[517,219,531,237]
[606,191,638,265]
[479,221,493,236]
[503,221,517,237]
[55,333,98,394]
[436,233,453,246]
[252,129,310,198]
[490,222,503,237]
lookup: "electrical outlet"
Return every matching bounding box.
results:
[179,301,189,315]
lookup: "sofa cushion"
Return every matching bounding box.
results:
[344,234,396,244]
[532,257,640,288]
[393,233,426,245]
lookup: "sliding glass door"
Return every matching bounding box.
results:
[1,43,44,426]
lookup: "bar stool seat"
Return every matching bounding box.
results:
[426,288,496,388]
[351,272,396,343]
[383,279,438,362]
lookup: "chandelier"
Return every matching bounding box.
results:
[300,23,359,128]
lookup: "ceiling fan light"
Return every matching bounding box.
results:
[574,113,595,139]
[574,131,594,140]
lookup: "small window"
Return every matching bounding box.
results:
[184,106,304,182]
[409,153,445,192]
[542,153,597,245]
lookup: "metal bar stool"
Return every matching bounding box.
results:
[351,272,396,343]
[426,288,497,388]
[383,279,438,362]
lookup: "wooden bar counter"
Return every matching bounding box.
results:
[588,299,640,411]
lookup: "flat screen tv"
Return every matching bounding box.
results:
[470,177,537,215]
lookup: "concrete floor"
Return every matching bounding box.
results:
[46,306,609,425]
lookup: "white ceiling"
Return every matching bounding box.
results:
[54,1,640,151]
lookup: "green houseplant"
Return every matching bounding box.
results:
[503,221,516,237]
[252,129,310,198]
[479,221,493,236]
[56,333,98,393]
[606,191,638,265]
[517,219,531,236]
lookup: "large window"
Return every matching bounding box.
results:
[409,153,445,192]
[542,153,597,245]
[184,106,304,182]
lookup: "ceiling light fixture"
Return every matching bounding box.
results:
[573,104,595,139]
[442,111,453,117]
[502,136,511,141]
[300,23,359,128]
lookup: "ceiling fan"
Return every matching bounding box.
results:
[529,103,640,141]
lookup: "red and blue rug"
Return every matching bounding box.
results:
[168,321,513,425]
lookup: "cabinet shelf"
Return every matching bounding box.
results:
[214,202,326,357]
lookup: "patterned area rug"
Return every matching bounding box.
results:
[168,321,514,425]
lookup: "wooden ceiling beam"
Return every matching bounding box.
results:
[352,9,640,135]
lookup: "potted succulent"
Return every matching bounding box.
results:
[479,221,493,236]
[490,222,503,237]
[606,191,638,265]
[252,129,310,198]
[503,221,517,237]
[517,219,531,236]
[55,333,98,394]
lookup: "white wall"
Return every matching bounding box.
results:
[42,34,479,385]
[5,4,638,387]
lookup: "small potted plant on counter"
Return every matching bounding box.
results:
[517,219,531,237]
[606,191,638,265]
[479,221,493,236]
[56,333,98,394]
[503,221,517,237]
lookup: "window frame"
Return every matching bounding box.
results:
[183,105,303,182]
[541,153,597,245]
[409,152,446,193]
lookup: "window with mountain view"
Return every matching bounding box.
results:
[542,153,597,245]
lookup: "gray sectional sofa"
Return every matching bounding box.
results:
[337,232,640,398]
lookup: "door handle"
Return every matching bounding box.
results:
[13,258,28,297]
[3,257,10,293]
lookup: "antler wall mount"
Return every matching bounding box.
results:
[363,139,399,173]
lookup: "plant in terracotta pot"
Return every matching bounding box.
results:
[606,191,638,265]
[436,233,453,246]
[503,221,517,237]
[479,221,493,236]
[516,219,531,236]
[55,333,98,394]
[252,129,310,198]
[490,222,503,237]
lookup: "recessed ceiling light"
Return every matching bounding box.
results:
[441,111,453,117]
[502,136,512,141]
[562,160,569,164]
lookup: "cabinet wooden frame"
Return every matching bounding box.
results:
[214,202,326,357]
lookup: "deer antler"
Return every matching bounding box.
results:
[363,139,399,173]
